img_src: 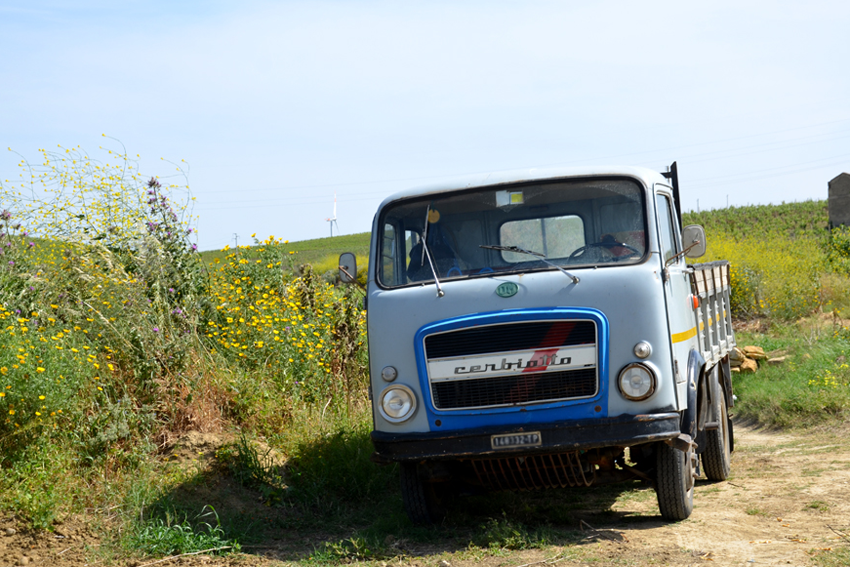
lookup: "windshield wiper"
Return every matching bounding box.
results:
[479,245,580,284]
[420,204,445,297]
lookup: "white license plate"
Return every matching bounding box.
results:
[491,431,542,450]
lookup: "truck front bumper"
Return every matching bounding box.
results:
[371,412,681,463]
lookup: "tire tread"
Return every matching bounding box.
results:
[656,442,694,521]
[400,463,438,525]
[702,394,732,481]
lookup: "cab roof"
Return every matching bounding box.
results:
[377,165,670,210]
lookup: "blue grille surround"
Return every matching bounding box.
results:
[414,308,610,432]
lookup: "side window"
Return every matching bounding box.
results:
[499,215,585,263]
[656,194,678,263]
[404,230,420,282]
[381,223,397,285]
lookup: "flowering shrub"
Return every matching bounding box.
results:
[0,304,108,452]
[685,203,827,320]
[826,226,850,275]
[204,237,367,406]
[0,145,206,383]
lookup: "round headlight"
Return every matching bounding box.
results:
[618,363,657,401]
[380,366,398,382]
[379,384,417,423]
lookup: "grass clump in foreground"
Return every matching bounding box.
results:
[126,506,238,556]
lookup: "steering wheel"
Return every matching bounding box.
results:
[569,241,641,263]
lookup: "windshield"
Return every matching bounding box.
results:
[377,177,647,288]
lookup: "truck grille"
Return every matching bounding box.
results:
[424,320,598,410]
[425,321,595,358]
[469,451,594,490]
[432,368,596,409]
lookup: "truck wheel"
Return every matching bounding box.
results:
[655,441,695,521]
[400,462,445,525]
[702,390,732,481]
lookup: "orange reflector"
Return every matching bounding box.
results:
[690,295,700,309]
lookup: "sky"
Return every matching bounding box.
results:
[1,0,849,251]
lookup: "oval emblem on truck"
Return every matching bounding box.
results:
[496,282,518,298]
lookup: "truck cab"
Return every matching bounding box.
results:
[341,163,735,523]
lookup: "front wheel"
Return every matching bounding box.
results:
[702,389,732,481]
[400,462,445,525]
[655,441,695,521]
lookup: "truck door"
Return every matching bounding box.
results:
[655,189,694,410]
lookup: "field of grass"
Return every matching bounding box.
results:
[200,232,371,272]
[1,147,849,564]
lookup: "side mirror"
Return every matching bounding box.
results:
[682,225,707,259]
[339,253,357,283]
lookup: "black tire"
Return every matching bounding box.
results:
[702,389,732,481]
[655,442,695,521]
[400,462,445,525]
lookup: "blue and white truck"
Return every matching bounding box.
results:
[339,162,735,523]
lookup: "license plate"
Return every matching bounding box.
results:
[491,431,542,450]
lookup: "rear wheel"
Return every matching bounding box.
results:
[400,462,445,525]
[655,441,695,521]
[702,389,732,480]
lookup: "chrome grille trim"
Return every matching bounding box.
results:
[423,319,599,411]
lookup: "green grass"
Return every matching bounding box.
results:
[199,232,371,270]
[806,500,830,512]
[731,323,850,428]
[814,546,850,567]
[124,506,238,556]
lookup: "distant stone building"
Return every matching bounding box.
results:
[829,173,850,228]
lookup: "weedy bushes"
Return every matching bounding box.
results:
[203,239,368,411]
[826,226,850,276]
[0,144,210,528]
[685,202,830,320]
[700,233,824,320]
[0,143,372,538]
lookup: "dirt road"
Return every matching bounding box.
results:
[2,423,849,566]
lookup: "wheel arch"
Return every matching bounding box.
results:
[681,349,704,438]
